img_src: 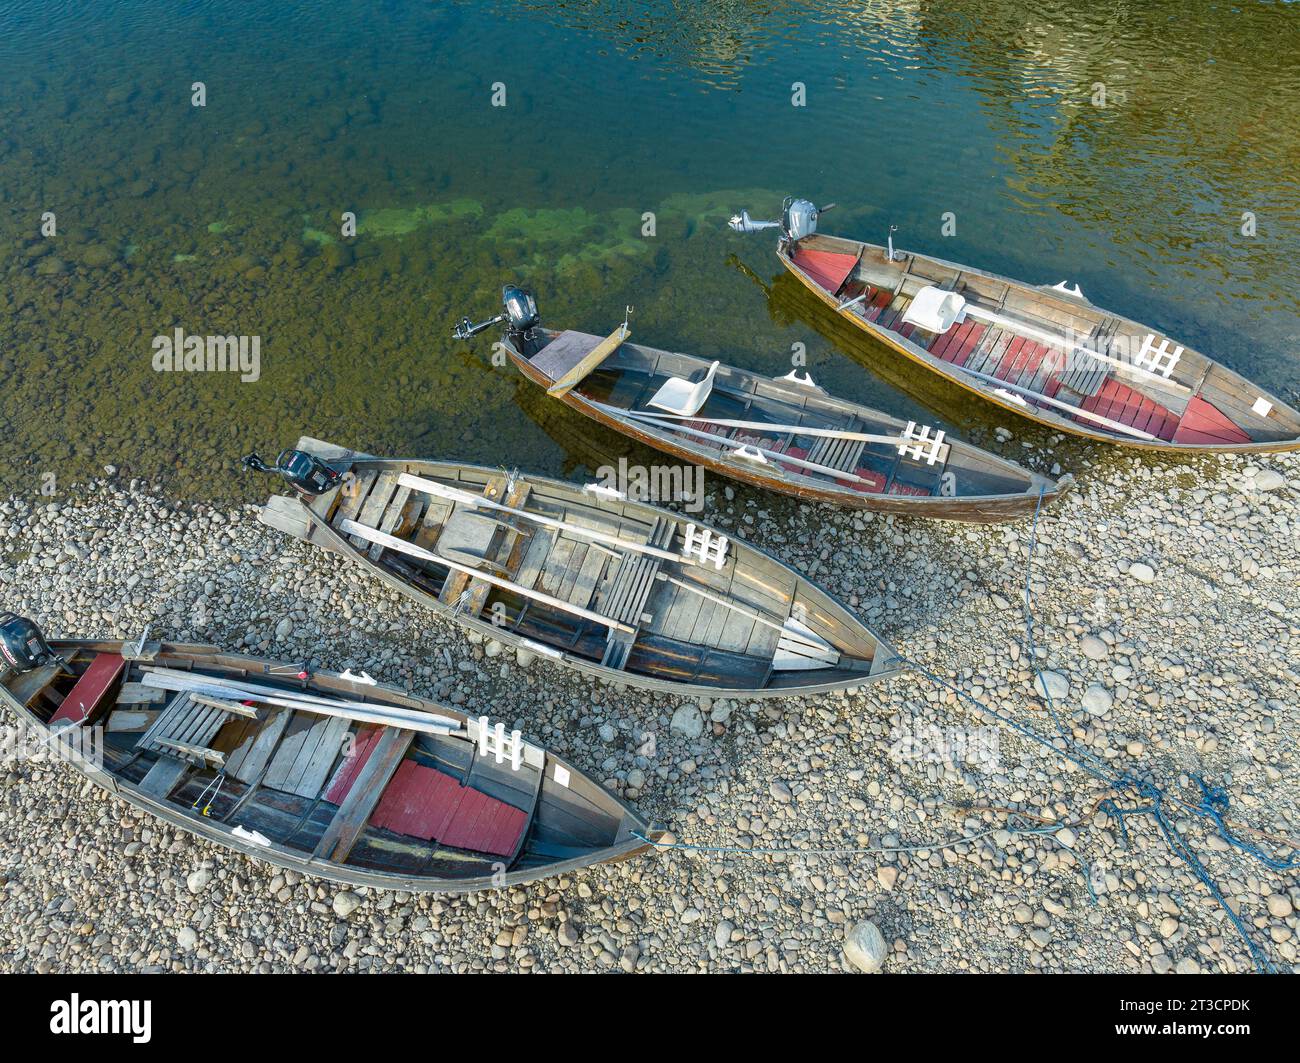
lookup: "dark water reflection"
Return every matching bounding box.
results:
[0,0,1296,500]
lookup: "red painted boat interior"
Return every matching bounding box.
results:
[325,725,528,858]
[791,248,858,295]
[1173,396,1252,446]
[49,652,125,725]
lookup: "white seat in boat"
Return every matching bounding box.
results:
[646,361,720,417]
[902,285,967,333]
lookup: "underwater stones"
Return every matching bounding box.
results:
[355,199,483,238]
[78,244,117,269]
[125,177,154,198]
[35,256,67,276]
[321,242,353,270]
[280,239,306,264]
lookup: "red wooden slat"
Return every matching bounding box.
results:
[846,469,887,493]
[50,653,126,726]
[950,323,986,367]
[1173,397,1251,444]
[993,337,1025,380]
[364,761,529,858]
[930,321,968,359]
[792,249,859,295]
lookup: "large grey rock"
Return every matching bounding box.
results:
[670,705,704,739]
[332,891,362,918]
[1080,635,1109,661]
[1034,671,1069,701]
[1082,684,1113,716]
[844,920,887,973]
[1127,562,1156,584]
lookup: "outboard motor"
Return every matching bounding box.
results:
[729,196,834,247]
[453,284,540,342]
[0,612,56,673]
[242,449,343,497]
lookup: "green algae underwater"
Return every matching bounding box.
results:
[1,0,1297,506]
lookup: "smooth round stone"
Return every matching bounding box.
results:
[1082,684,1113,716]
[844,920,887,973]
[1254,470,1286,492]
[1128,562,1156,583]
[1034,671,1069,701]
[670,705,704,739]
[1080,635,1109,661]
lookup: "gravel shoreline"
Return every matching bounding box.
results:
[1,445,1296,973]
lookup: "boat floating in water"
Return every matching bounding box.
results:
[0,617,656,892]
[454,288,1068,521]
[732,198,1300,453]
[250,438,902,698]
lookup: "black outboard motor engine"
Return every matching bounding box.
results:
[242,449,343,497]
[0,612,56,673]
[454,284,540,343]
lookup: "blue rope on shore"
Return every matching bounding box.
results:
[648,489,1294,971]
[885,487,1295,973]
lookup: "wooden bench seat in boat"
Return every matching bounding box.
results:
[791,247,859,295]
[527,330,604,383]
[323,727,529,858]
[49,652,125,726]
[597,517,677,670]
[1172,396,1252,446]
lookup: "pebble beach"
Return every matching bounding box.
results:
[1,442,1296,974]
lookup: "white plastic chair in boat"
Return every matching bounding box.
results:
[647,361,720,417]
[902,286,967,333]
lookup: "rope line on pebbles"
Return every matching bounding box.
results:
[655,489,1296,974]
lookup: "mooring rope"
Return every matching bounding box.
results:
[650,488,1297,973]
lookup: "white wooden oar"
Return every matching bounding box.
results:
[395,472,691,565]
[593,402,887,488]
[626,411,916,448]
[952,364,1158,440]
[959,305,1190,394]
[141,669,461,736]
[338,518,636,635]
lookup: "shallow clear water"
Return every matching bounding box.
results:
[1,0,1297,501]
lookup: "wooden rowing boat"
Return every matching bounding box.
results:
[254,437,902,698]
[477,305,1067,522]
[772,218,1300,452]
[0,634,656,892]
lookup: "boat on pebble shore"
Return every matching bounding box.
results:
[0,618,658,892]
[731,197,1300,453]
[248,437,902,698]
[454,288,1068,522]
